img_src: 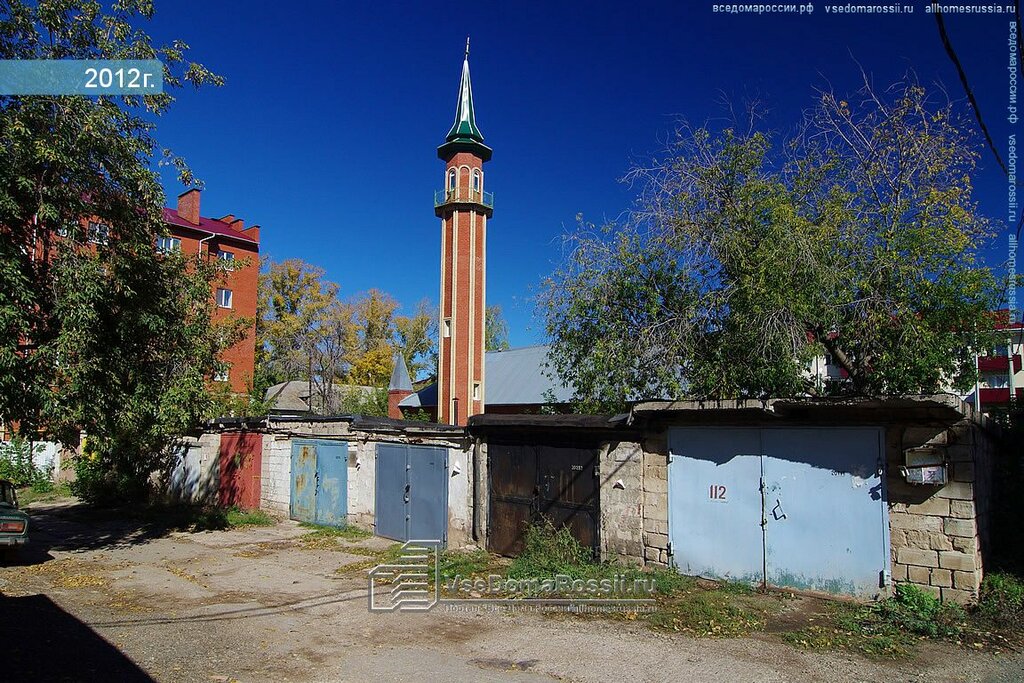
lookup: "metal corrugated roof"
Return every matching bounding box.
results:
[484,345,573,405]
[398,345,573,408]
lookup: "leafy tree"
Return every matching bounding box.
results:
[257,257,339,385]
[485,304,511,351]
[257,260,437,408]
[0,0,226,500]
[394,299,436,380]
[540,77,1003,411]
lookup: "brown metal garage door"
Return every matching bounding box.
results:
[487,437,599,556]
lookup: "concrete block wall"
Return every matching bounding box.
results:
[599,441,644,565]
[887,420,994,604]
[260,433,291,514]
[590,432,668,568]
[345,440,375,530]
[640,432,671,568]
[627,418,995,604]
[253,418,473,545]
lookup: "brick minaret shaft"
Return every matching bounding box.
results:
[436,42,493,426]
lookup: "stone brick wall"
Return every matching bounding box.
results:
[594,434,671,568]
[626,418,996,604]
[599,441,644,565]
[640,432,671,568]
[887,420,995,603]
[260,433,290,514]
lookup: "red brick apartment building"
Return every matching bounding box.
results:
[162,189,260,394]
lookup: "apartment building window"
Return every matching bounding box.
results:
[217,250,236,269]
[214,366,230,383]
[216,288,233,309]
[157,236,181,254]
[87,221,110,245]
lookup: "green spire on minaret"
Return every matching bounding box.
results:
[446,37,483,143]
[438,38,492,161]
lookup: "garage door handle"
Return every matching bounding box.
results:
[771,499,787,521]
[404,484,410,504]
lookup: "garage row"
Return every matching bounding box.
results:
[167,395,999,603]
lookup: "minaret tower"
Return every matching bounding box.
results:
[436,39,492,426]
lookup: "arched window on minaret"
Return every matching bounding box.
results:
[472,169,481,196]
[448,168,457,196]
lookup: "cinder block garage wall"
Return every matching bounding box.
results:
[599,440,646,565]
[887,420,996,603]
[631,418,996,603]
[254,418,473,544]
[260,432,291,514]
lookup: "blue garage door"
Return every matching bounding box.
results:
[290,440,348,527]
[665,429,764,584]
[668,427,888,599]
[375,444,448,545]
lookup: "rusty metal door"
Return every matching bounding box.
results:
[219,432,262,509]
[313,441,348,527]
[290,439,349,526]
[487,438,599,557]
[290,440,317,523]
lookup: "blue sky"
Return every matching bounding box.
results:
[146,2,1015,348]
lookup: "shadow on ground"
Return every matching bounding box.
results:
[0,593,153,681]
[3,502,232,567]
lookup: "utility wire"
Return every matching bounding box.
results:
[934,9,1008,177]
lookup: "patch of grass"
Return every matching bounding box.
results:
[648,588,775,637]
[299,521,371,540]
[335,542,405,575]
[499,521,781,635]
[129,504,274,532]
[17,483,73,507]
[224,506,275,527]
[439,549,498,580]
[784,583,968,659]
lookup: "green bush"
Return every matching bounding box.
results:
[0,437,53,489]
[874,583,966,638]
[977,572,1024,626]
[507,520,594,580]
[69,446,149,506]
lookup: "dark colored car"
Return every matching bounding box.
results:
[0,479,29,555]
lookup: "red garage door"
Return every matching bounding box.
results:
[219,432,262,509]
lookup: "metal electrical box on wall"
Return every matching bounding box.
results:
[902,446,947,486]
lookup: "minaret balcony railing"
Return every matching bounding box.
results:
[434,188,494,210]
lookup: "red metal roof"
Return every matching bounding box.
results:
[162,207,257,244]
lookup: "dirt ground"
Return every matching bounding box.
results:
[2,500,1022,683]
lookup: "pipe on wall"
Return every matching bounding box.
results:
[472,436,482,542]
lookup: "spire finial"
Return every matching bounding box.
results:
[465,36,470,59]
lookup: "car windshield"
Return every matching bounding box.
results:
[0,483,15,506]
